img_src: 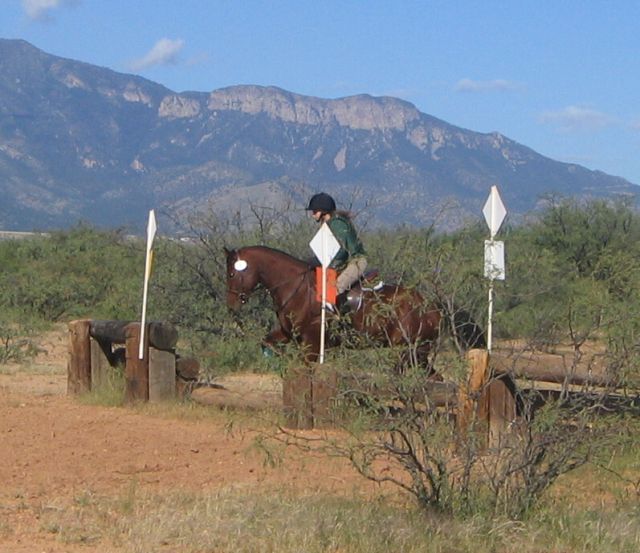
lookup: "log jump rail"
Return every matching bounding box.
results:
[283,348,639,446]
[67,319,196,402]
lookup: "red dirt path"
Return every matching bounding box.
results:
[0,331,382,552]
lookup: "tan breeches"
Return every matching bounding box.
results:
[336,257,368,294]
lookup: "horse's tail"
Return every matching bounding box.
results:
[452,308,486,350]
[438,300,486,352]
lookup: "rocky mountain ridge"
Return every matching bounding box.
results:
[0,38,636,232]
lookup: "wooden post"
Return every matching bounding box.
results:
[282,366,313,429]
[67,319,92,395]
[125,323,149,402]
[457,348,490,434]
[90,338,112,391]
[148,347,176,401]
[312,366,338,428]
[458,349,518,447]
[485,375,517,448]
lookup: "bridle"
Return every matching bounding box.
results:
[227,266,251,305]
[228,288,250,305]
[227,260,310,312]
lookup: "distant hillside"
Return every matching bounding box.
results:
[0,38,636,232]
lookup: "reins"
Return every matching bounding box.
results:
[248,250,314,313]
[270,268,312,314]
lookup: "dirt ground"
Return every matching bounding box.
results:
[0,329,383,553]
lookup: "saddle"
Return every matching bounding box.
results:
[341,269,384,313]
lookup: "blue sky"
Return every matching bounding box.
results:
[4,0,640,185]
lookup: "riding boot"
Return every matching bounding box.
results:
[336,291,349,314]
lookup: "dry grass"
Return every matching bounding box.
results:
[30,484,640,553]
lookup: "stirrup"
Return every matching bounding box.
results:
[324,302,338,315]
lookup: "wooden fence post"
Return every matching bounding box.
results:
[90,338,113,390]
[125,323,149,402]
[312,365,338,428]
[148,347,176,401]
[485,374,518,448]
[282,366,314,429]
[67,319,91,395]
[457,348,490,434]
[458,349,518,447]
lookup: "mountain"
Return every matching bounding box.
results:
[0,38,636,232]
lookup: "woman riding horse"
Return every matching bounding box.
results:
[224,245,485,371]
[306,192,367,313]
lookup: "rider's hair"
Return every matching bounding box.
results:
[335,209,354,219]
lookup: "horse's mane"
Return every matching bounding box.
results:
[240,245,310,269]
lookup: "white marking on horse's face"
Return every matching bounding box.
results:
[234,259,248,271]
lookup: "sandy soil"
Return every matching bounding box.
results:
[0,329,382,553]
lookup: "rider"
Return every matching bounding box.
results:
[306,192,367,311]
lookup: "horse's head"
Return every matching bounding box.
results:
[224,247,261,311]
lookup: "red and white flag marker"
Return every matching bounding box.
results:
[309,223,340,364]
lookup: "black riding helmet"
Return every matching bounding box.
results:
[306,192,336,213]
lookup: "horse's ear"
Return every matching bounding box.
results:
[223,246,233,256]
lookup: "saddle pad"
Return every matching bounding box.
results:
[314,267,337,304]
[362,281,384,292]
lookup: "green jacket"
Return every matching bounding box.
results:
[327,214,366,270]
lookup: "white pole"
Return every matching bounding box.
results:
[486,233,495,353]
[138,249,153,359]
[139,210,157,359]
[487,278,494,352]
[319,264,327,364]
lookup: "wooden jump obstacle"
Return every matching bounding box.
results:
[67,319,193,402]
[282,359,470,431]
[282,347,627,448]
[66,317,628,444]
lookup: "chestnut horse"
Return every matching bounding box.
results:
[224,245,485,371]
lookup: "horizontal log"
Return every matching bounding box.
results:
[176,356,200,380]
[340,373,458,408]
[89,320,129,343]
[89,320,178,350]
[191,385,282,411]
[491,351,618,387]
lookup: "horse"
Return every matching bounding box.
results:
[224,245,485,372]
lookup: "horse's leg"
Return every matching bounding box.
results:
[390,341,440,379]
[300,326,321,364]
[262,323,291,356]
[416,342,442,380]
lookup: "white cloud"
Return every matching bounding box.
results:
[22,0,79,21]
[129,38,185,71]
[538,105,615,132]
[454,78,521,93]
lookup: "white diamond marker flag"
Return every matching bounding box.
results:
[309,222,341,268]
[483,185,507,239]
